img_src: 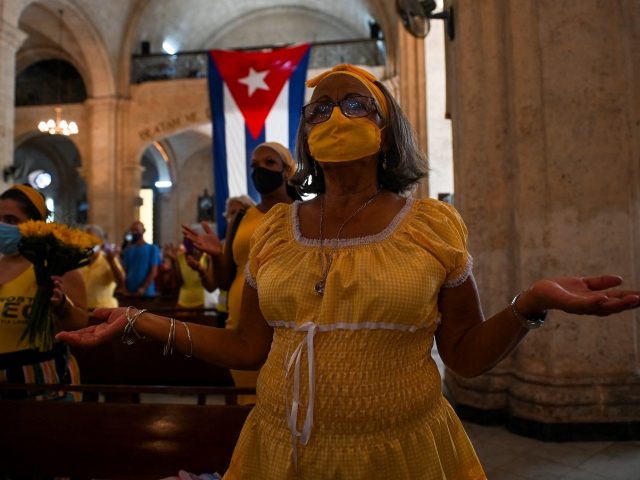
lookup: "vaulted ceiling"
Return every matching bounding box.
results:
[14,0,399,96]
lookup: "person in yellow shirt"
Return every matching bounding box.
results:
[79,225,125,310]
[182,142,298,405]
[0,184,88,399]
[208,195,256,326]
[164,241,208,309]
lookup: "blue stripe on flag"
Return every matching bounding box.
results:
[288,50,311,156]
[208,55,230,237]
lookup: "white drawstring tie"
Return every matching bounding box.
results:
[276,319,424,468]
[285,321,318,467]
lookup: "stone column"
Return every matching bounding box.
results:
[84,96,120,240]
[397,21,429,198]
[0,19,26,191]
[113,97,145,240]
[445,0,640,428]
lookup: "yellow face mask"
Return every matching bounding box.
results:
[307,108,382,163]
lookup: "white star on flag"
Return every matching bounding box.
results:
[238,67,270,97]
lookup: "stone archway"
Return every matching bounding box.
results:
[12,133,86,224]
[131,125,213,247]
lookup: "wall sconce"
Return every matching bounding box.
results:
[397,0,455,40]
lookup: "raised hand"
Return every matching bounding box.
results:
[182,222,223,257]
[55,307,128,347]
[103,243,120,261]
[185,253,205,274]
[164,243,179,261]
[50,275,66,308]
[526,275,640,316]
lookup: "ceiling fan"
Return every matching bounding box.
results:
[396,0,455,40]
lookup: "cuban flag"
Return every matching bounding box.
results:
[207,44,311,237]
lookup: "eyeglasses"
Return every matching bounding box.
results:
[301,95,378,124]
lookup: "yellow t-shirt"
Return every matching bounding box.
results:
[227,206,265,330]
[0,266,38,354]
[177,251,206,308]
[79,251,121,310]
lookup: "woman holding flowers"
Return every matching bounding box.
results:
[0,184,89,398]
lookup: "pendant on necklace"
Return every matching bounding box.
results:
[314,280,325,296]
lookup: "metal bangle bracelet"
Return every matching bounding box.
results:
[122,306,147,345]
[510,292,547,329]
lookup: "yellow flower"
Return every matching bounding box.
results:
[51,223,99,249]
[19,220,100,249]
[18,220,56,237]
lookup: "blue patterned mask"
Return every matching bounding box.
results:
[0,223,21,255]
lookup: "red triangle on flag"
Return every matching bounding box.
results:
[210,44,310,140]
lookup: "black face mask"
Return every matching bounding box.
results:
[251,167,284,195]
[130,232,143,242]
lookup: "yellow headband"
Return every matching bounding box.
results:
[306,64,389,120]
[9,184,47,220]
[256,142,296,174]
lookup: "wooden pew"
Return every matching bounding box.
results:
[71,311,237,404]
[0,383,253,479]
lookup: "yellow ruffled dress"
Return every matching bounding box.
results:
[224,197,486,479]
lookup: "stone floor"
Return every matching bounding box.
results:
[430,346,640,480]
[465,420,640,480]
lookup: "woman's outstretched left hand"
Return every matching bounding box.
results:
[526,275,640,316]
[55,307,128,347]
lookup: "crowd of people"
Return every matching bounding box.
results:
[0,141,299,404]
[2,63,640,478]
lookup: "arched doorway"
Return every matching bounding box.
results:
[12,134,86,224]
[138,128,213,246]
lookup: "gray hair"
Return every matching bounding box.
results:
[223,195,255,218]
[290,80,428,195]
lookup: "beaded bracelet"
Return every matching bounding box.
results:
[182,321,193,358]
[121,307,147,345]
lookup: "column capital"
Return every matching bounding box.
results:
[0,20,27,50]
[85,96,120,112]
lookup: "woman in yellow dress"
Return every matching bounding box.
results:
[57,65,640,479]
[183,142,297,404]
[164,242,208,309]
[212,196,256,324]
[79,225,125,310]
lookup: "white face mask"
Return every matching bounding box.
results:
[0,222,21,255]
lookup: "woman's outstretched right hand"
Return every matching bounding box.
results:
[182,222,223,257]
[55,307,128,347]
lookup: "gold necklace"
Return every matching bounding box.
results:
[314,188,382,296]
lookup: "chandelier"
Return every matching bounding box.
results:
[38,107,78,136]
[36,9,78,136]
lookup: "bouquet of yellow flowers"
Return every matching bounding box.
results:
[17,220,100,350]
